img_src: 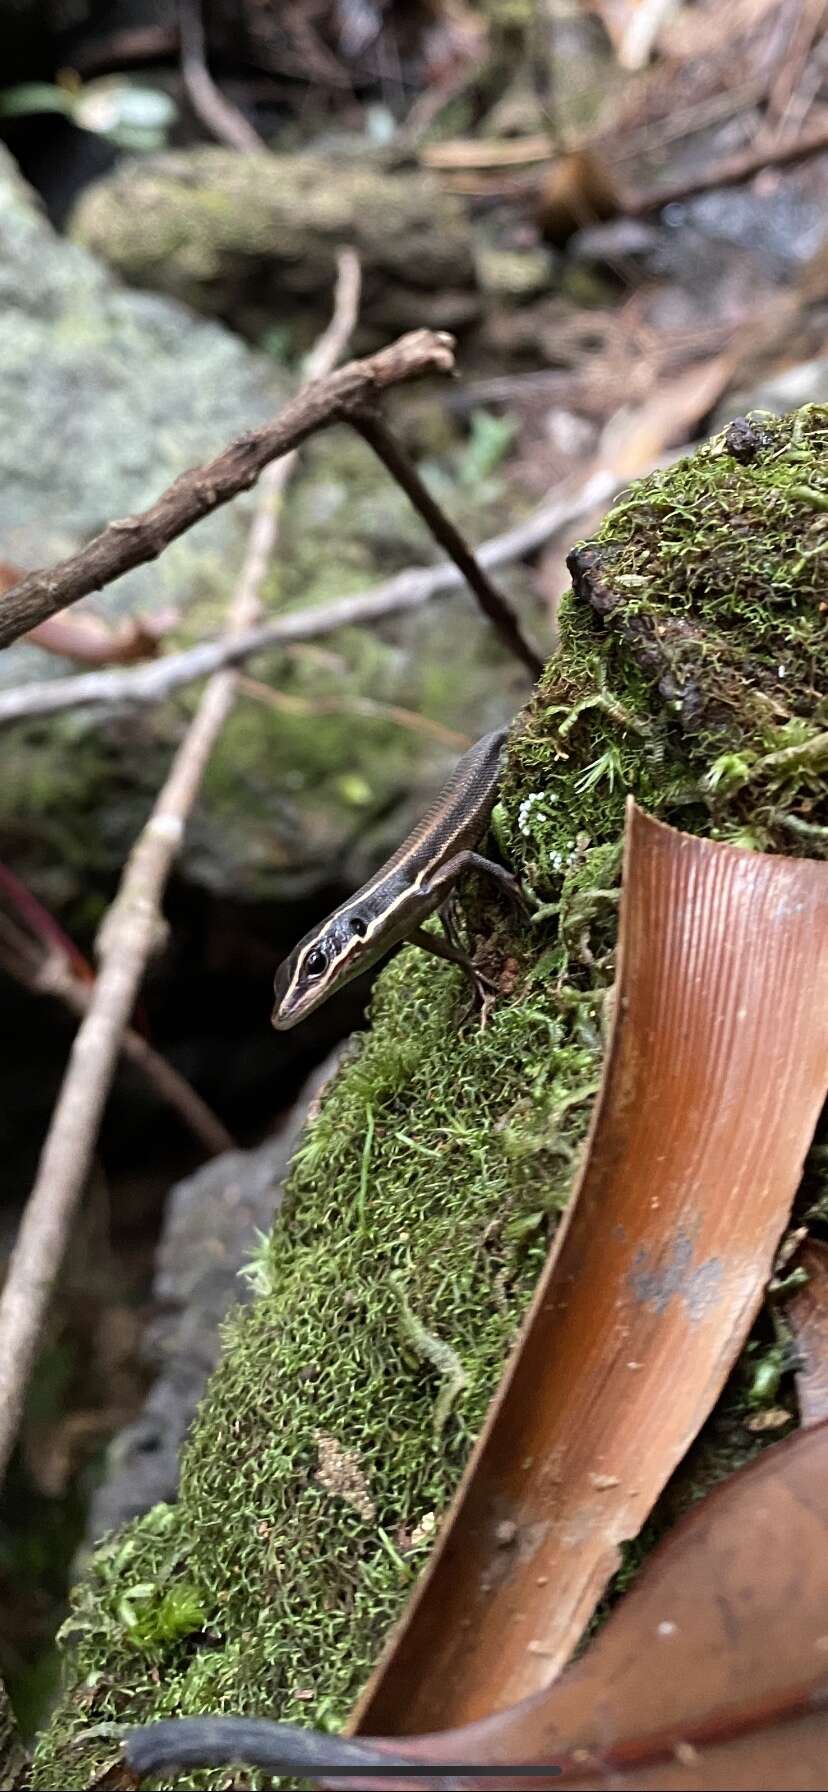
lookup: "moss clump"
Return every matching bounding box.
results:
[500,405,826,899]
[33,407,827,1788]
[34,953,597,1790]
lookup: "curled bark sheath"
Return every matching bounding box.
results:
[353,411,543,679]
[0,328,455,652]
[351,805,828,1735]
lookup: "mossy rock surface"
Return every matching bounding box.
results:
[32,408,827,1787]
[70,148,479,344]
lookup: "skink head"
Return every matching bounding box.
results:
[272,901,376,1030]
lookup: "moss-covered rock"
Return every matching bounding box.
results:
[31,407,827,1787]
[70,148,479,345]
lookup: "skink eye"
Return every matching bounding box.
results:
[305,946,328,979]
[351,915,368,937]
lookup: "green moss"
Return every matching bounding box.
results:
[501,405,827,895]
[34,946,597,1789]
[0,712,180,932]
[33,407,827,1787]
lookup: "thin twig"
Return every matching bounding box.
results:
[0,912,234,1156]
[237,675,472,750]
[71,22,179,74]
[627,112,828,213]
[352,412,543,678]
[763,0,827,138]
[431,113,828,208]
[0,469,619,727]
[0,328,455,652]
[42,955,235,1158]
[178,0,262,152]
[0,256,361,1487]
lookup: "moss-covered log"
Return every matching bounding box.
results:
[32,408,827,1787]
[70,150,479,345]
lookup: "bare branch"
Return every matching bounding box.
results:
[39,955,236,1158]
[629,113,828,214]
[0,256,361,1486]
[0,327,455,652]
[0,469,619,726]
[0,912,234,1157]
[178,0,263,152]
[354,410,543,677]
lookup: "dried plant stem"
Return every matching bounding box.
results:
[0,255,361,1486]
[178,0,262,151]
[0,326,453,651]
[0,916,234,1157]
[353,411,543,677]
[629,114,828,213]
[40,958,235,1157]
[0,469,618,728]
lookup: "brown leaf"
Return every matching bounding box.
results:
[351,805,828,1740]
[24,609,180,666]
[333,1424,828,1789]
[0,561,178,663]
[789,1239,828,1427]
[536,151,623,246]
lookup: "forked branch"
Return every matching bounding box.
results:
[0,328,455,650]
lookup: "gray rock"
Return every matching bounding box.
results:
[84,1053,343,1541]
[0,141,284,662]
[663,175,828,278]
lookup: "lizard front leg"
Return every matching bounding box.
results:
[408,850,524,1013]
[423,848,526,911]
[407,923,498,1003]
